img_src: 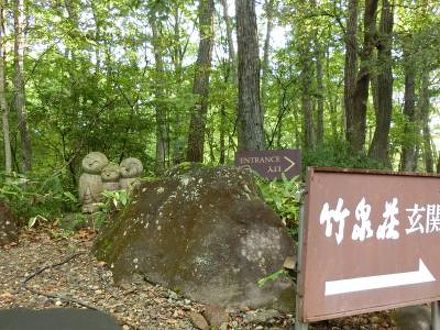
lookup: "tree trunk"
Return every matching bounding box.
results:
[346,0,379,154]
[399,39,417,172]
[14,0,31,172]
[344,0,359,148]
[0,4,11,174]
[170,4,186,165]
[261,0,276,117]
[150,17,168,174]
[420,72,433,173]
[300,50,314,150]
[297,1,315,151]
[315,39,324,147]
[368,0,394,164]
[220,0,236,80]
[186,0,215,163]
[236,0,265,151]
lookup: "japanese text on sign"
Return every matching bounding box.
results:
[320,197,440,245]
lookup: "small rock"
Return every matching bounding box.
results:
[244,309,281,324]
[203,304,229,328]
[122,325,130,330]
[283,256,296,270]
[55,300,63,307]
[167,290,179,300]
[189,311,209,330]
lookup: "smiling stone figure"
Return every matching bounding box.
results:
[119,157,143,190]
[78,151,109,213]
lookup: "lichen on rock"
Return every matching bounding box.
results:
[94,165,296,312]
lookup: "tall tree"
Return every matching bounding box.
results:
[186,0,215,162]
[261,0,276,117]
[236,0,265,151]
[369,0,394,164]
[345,0,379,153]
[344,0,359,150]
[0,2,11,174]
[314,37,324,147]
[149,11,168,174]
[14,0,32,172]
[420,71,433,173]
[218,0,236,164]
[399,37,417,171]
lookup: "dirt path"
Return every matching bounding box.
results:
[0,226,394,329]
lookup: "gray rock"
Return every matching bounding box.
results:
[94,165,296,312]
[391,305,430,330]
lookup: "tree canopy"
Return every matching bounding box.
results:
[0,0,439,187]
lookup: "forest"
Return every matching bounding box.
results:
[0,0,439,218]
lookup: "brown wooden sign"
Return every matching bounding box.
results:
[298,167,440,322]
[235,149,301,180]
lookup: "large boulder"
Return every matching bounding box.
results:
[94,165,296,312]
[0,201,19,246]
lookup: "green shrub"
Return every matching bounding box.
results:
[257,174,303,240]
[93,189,131,229]
[0,171,78,225]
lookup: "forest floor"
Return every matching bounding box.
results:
[0,225,396,329]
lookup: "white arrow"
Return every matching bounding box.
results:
[283,156,296,173]
[325,258,436,296]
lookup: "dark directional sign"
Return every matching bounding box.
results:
[235,149,301,180]
[298,167,440,322]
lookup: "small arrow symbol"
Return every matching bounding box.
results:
[325,258,435,296]
[283,156,296,173]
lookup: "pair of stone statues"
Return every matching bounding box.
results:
[79,152,143,213]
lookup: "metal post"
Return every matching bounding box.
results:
[432,301,440,330]
[295,206,308,330]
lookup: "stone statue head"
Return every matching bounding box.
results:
[119,157,143,178]
[101,163,120,182]
[81,152,109,174]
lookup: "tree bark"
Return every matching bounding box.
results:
[297,1,315,151]
[149,17,168,174]
[220,0,236,79]
[0,4,11,174]
[186,0,215,163]
[368,0,394,164]
[399,38,417,172]
[420,72,433,173]
[346,0,379,154]
[14,0,32,172]
[344,0,359,148]
[236,0,265,151]
[261,0,276,117]
[315,38,324,147]
[300,47,314,150]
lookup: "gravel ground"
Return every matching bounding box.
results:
[0,226,395,329]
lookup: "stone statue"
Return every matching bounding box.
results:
[119,157,143,190]
[101,163,120,192]
[79,152,109,213]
